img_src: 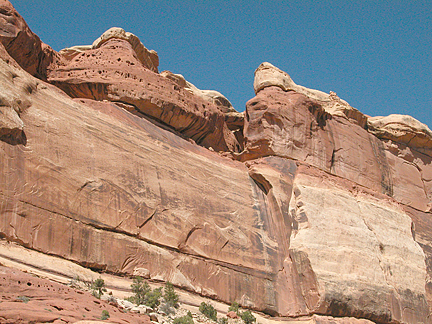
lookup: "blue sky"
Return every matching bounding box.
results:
[11,1,431,129]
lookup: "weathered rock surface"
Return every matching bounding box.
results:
[0,0,61,79]
[289,166,428,323]
[1,2,432,324]
[243,67,432,213]
[0,48,297,316]
[49,32,241,153]
[0,265,151,324]
[0,43,37,145]
[368,114,432,149]
[253,62,367,128]
[92,27,159,72]
[160,70,244,145]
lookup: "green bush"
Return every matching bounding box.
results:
[173,314,194,324]
[91,278,107,299]
[101,310,110,320]
[130,277,151,305]
[145,287,162,309]
[218,317,228,324]
[240,310,256,324]
[228,301,240,314]
[159,302,175,315]
[129,277,163,309]
[16,296,30,303]
[163,282,179,308]
[199,302,217,321]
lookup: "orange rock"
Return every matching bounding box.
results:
[226,311,239,319]
[0,0,61,79]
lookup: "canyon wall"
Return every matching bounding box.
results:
[1,1,432,323]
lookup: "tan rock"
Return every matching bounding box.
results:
[289,166,428,323]
[368,114,432,149]
[92,27,159,72]
[58,44,92,60]
[253,62,367,128]
[254,62,329,100]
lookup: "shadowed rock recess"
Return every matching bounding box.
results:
[1,1,432,323]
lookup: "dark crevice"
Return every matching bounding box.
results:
[0,129,26,145]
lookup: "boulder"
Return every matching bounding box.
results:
[226,311,239,319]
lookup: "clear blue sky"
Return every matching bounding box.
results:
[11,1,432,129]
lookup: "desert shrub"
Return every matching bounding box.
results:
[101,310,110,320]
[69,275,82,289]
[91,278,107,299]
[240,310,256,324]
[130,276,151,305]
[218,317,228,324]
[199,302,217,321]
[163,281,179,308]
[174,314,194,324]
[145,287,162,309]
[125,295,136,303]
[106,294,117,304]
[129,277,162,308]
[16,296,30,303]
[228,301,240,314]
[159,301,175,315]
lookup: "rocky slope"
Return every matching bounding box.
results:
[1,1,432,323]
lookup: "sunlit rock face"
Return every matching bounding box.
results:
[1,1,432,323]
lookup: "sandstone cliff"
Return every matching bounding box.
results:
[1,1,432,324]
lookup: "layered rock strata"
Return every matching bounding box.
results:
[0,0,61,79]
[1,1,432,323]
[50,28,242,153]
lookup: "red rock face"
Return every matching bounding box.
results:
[0,0,61,79]
[47,38,240,153]
[1,1,432,323]
[0,266,151,324]
[242,86,432,212]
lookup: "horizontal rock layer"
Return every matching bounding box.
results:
[49,37,240,153]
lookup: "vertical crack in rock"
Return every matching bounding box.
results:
[369,136,393,196]
[412,160,432,212]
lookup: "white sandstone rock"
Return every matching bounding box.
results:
[368,114,432,148]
